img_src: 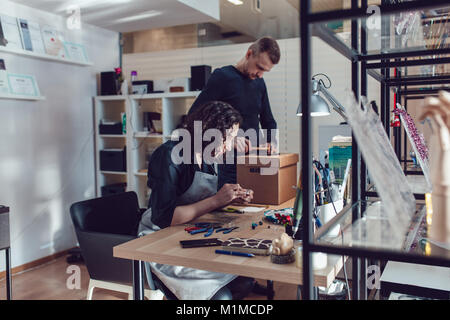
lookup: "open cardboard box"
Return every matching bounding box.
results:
[237,153,299,205]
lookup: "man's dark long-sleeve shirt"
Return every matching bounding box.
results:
[189,65,277,134]
[188,65,277,188]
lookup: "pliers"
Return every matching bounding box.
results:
[187,223,222,236]
[215,226,239,234]
[203,224,226,237]
[223,207,243,214]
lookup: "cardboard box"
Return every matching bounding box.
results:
[237,153,299,205]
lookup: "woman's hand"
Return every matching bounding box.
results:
[232,186,254,204]
[213,184,249,207]
[213,184,254,207]
[172,185,254,226]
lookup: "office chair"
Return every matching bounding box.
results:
[69,191,163,300]
[69,191,233,300]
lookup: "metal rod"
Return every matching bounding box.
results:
[360,0,368,300]
[381,72,387,134]
[132,260,144,300]
[398,88,450,95]
[267,280,274,300]
[386,74,450,85]
[394,67,402,160]
[404,95,434,100]
[312,24,358,62]
[368,69,385,83]
[381,9,390,138]
[351,0,361,301]
[6,247,12,300]
[385,84,391,139]
[308,243,450,268]
[359,47,450,61]
[394,79,450,87]
[403,97,408,172]
[366,57,450,69]
[300,0,314,301]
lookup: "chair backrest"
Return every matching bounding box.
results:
[70,191,141,236]
[69,191,142,284]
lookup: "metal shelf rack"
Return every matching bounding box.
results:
[300,0,450,300]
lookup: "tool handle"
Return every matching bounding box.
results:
[190,228,207,235]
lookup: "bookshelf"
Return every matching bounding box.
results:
[94,91,199,208]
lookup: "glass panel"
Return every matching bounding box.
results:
[368,175,431,196]
[313,7,450,53]
[315,200,450,261]
[311,6,450,89]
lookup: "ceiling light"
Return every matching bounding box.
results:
[113,10,163,24]
[227,0,244,5]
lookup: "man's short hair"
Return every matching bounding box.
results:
[249,36,280,64]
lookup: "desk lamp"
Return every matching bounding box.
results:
[294,74,348,239]
[296,74,347,120]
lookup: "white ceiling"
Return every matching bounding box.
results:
[10,0,301,40]
[10,0,220,32]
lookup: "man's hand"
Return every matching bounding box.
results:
[234,137,251,154]
[258,142,278,155]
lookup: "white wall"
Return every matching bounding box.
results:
[0,0,119,272]
[123,36,381,160]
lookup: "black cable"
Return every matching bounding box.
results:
[312,73,332,89]
[314,158,350,299]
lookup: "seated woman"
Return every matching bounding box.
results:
[138,101,255,300]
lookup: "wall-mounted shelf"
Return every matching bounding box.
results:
[129,91,200,100]
[100,171,127,175]
[95,96,127,101]
[0,93,45,101]
[0,46,93,67]
[134,132,163,138]
[99,134,126,138]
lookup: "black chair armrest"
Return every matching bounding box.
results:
[75,229,136,284]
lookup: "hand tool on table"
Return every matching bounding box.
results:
[187,223,222,235]
[215,226,239,234]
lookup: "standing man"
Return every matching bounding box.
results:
[188,36,280,189]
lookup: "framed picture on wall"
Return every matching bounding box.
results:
[63,41,89,63]
[7,73,40,97]
[41,25,65,58]
[0,15,23,50]
[0,59,9,94]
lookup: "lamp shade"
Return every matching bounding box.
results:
[296,92,331,117]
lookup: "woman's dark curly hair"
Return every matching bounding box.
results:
[181,101,243,147]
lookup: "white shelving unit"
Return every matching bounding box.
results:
[0,46,93,66]
[94,92,199,208]
[94,96,128,198]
